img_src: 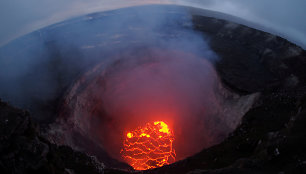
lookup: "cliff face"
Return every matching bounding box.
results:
[192,15,306,94]
[0,100,104,174]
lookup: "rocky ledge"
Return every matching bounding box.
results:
[0,100,104,174]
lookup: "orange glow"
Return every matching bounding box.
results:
[121,121,176,170]
[154,121,170,134]
[127,132,133,138]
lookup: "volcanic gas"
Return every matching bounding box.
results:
[121,121,175,170]
[48,47,256,170]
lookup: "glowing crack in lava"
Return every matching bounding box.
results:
[121,121,176,170]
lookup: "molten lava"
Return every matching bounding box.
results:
[121,121,176,170]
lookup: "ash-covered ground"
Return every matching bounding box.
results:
[1,5,306,174]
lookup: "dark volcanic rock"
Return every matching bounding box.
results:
[192,15,306,94]
[132,89,306,174]
[0,100,104,174]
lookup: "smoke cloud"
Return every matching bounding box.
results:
[0,4,258,165]
[40,5,222,161]
[98,48,219,160]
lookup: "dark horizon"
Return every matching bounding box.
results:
[0,1,306,49]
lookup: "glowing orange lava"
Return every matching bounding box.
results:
[121,121,176,170]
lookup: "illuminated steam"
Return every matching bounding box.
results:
[0,5,259,169]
